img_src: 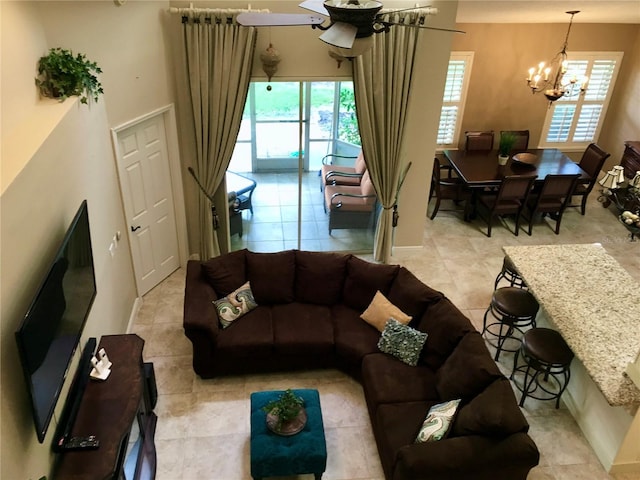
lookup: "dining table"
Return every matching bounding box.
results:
[442,148,589,219]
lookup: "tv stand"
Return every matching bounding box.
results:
[55,334,156,480]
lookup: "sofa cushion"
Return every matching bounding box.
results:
[362,353,439,411]
[272,303,334,356]
[332,304,381,364]
[415,298,475,370]
[415,399,461,443]
[361,291,411,332]
[387,267,444,323]
[214,306,273,359]
[247,250,296,304]
[213,281,258,328]
[295,250,349,305]
[374,400,437,478]
[342,256,400,311]
[201,249,248,296]
[436,332,503,401]
[450,378,529,438]
[377,319,427,366]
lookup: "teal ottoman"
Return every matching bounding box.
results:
[250,389,327,480]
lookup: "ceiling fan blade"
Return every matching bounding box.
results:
[382,21,465,34]
[319,22,357,49]
[299,0,329,16]
[236,13,325,27]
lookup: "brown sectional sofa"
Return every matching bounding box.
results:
[183,249,540,480]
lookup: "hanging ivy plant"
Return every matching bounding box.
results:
[35,48,104,104]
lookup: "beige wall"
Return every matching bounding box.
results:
[451,23,640,166]
[1,2,638,478]
[0,2,173,479]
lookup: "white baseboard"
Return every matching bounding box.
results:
[125,296,142,334]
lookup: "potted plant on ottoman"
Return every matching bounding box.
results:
[498,132,517,165]
[262,389,307,435]
[35,47,103,104]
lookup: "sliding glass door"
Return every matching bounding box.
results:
[228,80,372,253]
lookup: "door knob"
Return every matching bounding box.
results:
[131,225,141,232]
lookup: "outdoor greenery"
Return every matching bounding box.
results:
[338,86,361,146]
[35,47,103,104]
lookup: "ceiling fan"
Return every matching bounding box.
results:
[237,0,464,50]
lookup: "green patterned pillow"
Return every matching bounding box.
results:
[377,318,428,366]
[415,399,461,443]
[213,281,258,328]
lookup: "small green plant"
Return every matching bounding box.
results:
[499,132,517,156]
[35,48,103,104]
[262,389,304,432]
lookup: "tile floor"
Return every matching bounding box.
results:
[229,172,375,253]
[132,186,640,480]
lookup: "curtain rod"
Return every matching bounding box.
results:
[169,4,267,14]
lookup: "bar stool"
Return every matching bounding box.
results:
[511,328,574,408]
[482,287,539,361]
[494,256,527,290]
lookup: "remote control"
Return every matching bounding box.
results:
[63,435,100,450]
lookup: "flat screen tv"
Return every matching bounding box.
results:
[15,200,97,443]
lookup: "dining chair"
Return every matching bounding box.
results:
[428,157,466,219]
[476,175,537,237]
[464,130,494,151]
[500,130,530,152]
[570,143,610,215]
[522,174,580,235]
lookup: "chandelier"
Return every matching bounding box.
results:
[526,11,589,102]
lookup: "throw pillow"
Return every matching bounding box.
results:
[415,399,461,443]
[201,249,248,296]
[435,332,503,401]
[361,291,412,332]
[246,250,296,304]
[377,318,428,366]
[213,281,258,328]
[342,256,400,311]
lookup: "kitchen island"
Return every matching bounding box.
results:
[504,243,640,474]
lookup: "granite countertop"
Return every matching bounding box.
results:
[503,243,640,407]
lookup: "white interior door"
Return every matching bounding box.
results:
[116,114,180,295]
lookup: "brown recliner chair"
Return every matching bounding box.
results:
[324,170,377,234]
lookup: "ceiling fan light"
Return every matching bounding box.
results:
[328,35,374,59]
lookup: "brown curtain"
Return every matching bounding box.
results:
[174,9,257,259]
[352,12,421,263]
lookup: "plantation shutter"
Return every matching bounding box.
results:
[437,53,473,147]
[542,53,622,148]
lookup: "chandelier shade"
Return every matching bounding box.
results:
[526,11,589,103]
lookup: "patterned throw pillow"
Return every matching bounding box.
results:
[213,281,258,328]
[361,290,412,332]
[415,399,461,443]
[377,318,428,366]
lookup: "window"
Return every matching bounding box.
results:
[437,52,474,148]
[541,52,623,149]
[229,81,360,172]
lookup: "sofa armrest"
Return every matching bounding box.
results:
[393,432,539,480]
[184,260,219,337]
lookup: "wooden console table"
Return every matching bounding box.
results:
[55,334,157,480]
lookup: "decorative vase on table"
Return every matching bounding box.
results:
[498,132,517,166]
[262,389,307,436]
